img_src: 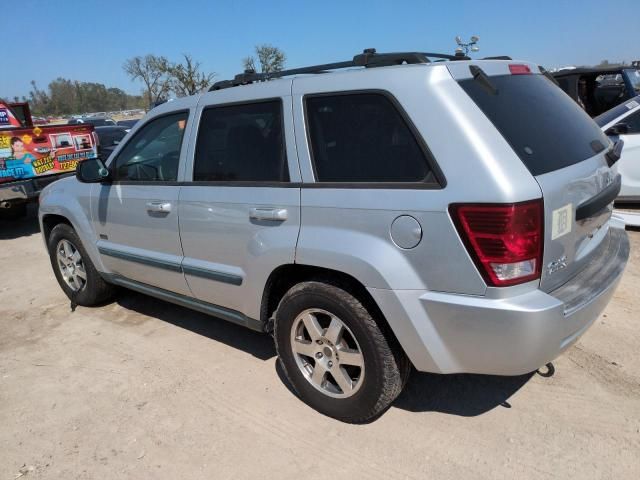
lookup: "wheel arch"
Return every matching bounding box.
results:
[41,214,73,243]
[261,264,407,362]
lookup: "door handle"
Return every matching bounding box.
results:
[146,201,172,213]
[249,207,288,221]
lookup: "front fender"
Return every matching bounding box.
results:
[39,178,106,273]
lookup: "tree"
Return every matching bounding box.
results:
[48,78,77,115]
[28,80,50,114]
[168,54,216,96]
[243,44,286,74]
[123,54,172,106]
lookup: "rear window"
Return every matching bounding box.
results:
[458,73,609,176]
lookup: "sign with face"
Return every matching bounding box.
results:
[0,126,97,183]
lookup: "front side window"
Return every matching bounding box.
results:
[305,93,436,183]
[113,112,188,181]
[194,101,288,182]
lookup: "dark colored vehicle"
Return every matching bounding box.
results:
[116,119,139,129]
[68,117,117,127]
[94,126,128,159]
[553,66,640,117]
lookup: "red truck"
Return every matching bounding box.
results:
[0,101,98,219]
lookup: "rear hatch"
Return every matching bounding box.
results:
[449,61,618,291]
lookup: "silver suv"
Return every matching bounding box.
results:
[39,50,629,423]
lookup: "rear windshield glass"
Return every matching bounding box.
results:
[594,95,640,127]
[458,73,609,176]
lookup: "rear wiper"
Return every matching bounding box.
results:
[469,65,497,95]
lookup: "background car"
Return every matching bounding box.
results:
[94,125,128,160]
[116,119,139,131]
[595,95,640,202]
[554,66,640,117]
[68,117,117,126]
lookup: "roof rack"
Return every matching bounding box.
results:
[210,48,471,91]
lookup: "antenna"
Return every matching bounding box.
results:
[454,35,480,56]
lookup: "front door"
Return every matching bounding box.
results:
[92,110,191,296]
[178,83,301,320]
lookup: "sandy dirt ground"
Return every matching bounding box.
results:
[1,206,639,479]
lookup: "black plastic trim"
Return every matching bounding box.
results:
[210,49,470,90]
[98,246,243,286]
[182,264,243,286]
[575,175,622,221]
[109,181,301,187]
[103,274,263,332]
[98,246,182,272]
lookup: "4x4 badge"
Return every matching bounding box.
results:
[547,255,568,275]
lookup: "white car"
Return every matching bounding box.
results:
[596,96,640,202]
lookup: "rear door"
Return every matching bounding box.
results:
[177,81,301,320]
[92,109,192,296]
[452,62,618,291]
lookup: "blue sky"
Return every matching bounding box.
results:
[5,0,639,98]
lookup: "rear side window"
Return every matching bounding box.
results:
[305,93,437,183]
[459,74,610,176]
[194,101,288,182]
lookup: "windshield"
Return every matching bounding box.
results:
[594,95,640,127]
[625,69,640,94]
[458,73,610,176]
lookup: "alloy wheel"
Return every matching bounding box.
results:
[290,308,365,398]
[56,239,87,292]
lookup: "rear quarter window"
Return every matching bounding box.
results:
[305,93,439,184]
[459,73,610,176]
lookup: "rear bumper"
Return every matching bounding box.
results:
[369,226,629,375]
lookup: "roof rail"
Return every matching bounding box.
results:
[210,48,471,91]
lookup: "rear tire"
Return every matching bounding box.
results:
[47,223,114,306]
[274,280,409,423]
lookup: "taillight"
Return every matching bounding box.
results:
[449,200,543,287]
[509,64,531,75]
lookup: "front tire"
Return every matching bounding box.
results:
[274,280,409,423]
[47,223,114,306]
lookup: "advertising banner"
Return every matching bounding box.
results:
[0,126,97,184]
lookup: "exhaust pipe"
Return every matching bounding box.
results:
[0,201,12,209]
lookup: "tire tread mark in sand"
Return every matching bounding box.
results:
[195,381,423,480]
[567,345,640,397]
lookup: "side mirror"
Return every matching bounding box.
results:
[76,158,111,183]
[605,122,629,136]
